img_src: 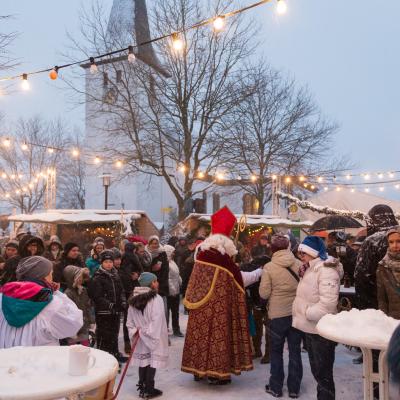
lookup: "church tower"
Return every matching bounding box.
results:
[82,0,174,222]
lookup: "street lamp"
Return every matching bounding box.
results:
[100,173,112,210]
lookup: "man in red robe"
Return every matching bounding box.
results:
[181,206,253,384]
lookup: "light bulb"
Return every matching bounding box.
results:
[351,188,355,193]
[48,148,54,154]
[276,0,288,15]
[364,174,370,180]
[345,174,351,180]
[72,149,79,157]
[324,187,328,191]
[1,173,6,179]
[90,57,98,74]
[197,171,205,179]
[171,33,184,52]
[179,165,186,173]
[378,173,383,179]
[365,188,370,193]
[94,156,100,164]
[21,73,30,90]
[285,177,291,183]
[10,174,16,179]
[379,187,384,192]
[395,185,400,189]
[5,193,10,198]
[216,173,224,181]
[213,16,225,31]
[299,176,305,182]
[336,187,341,192]
[303,183,308,188]
[311,185,315,190]
[115,160,123,168]
[272,174,277,181]
[3,138,10,147]
[251,175,257,182]
[317,177,323,183]
[49,67,58,80]
[15,189,20,195]
[389,172,395,178]
[21,143,28,151]
[28,183,34,189]
[128,45,136,63]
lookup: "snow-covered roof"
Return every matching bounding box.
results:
[187,213,313,228]
[8,209,146,225]
[298,190,400,223]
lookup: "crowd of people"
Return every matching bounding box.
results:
[0,203,399,400]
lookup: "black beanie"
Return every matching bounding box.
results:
[100,250,114,264]
[64,242,79,257]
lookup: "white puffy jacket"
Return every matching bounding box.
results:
[292,256,343,334]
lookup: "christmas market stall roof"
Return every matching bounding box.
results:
[8,209,160,237]
[172,213,313,237]
[296,190,400,223]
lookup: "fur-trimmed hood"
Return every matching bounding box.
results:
[197,234,238,258]
[129,287,157,312]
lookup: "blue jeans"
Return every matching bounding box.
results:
[269,316,303,394]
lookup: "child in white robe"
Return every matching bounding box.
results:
[127,272,168,399]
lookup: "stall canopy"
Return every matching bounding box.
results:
[297,190,400,223]
[192,213,313,228]
[8,209,143,225]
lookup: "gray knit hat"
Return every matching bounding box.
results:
[16,256,53,281]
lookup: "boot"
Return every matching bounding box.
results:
[124,341,132,354]
[260,354,270,364]
[173,330,184,338]
[145,388,163,399]
[137,382,145,398]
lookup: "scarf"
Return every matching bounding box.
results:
[299,262,310,278]
[145,245,163,260]
[99,266,118,277]
[381,251,400,283]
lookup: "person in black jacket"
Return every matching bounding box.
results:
[119,242,143,353]
[1,234,44,285]
[145,236,169,297]
[89,250,127,363]
[53,242,85,292]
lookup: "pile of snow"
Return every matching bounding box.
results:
[317,309,400,349]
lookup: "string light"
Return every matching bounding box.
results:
[364,174,370,180]
[21,143,28,151]
[216,172,225,181]
[89,57,98,74]
[389,172,395,178]
[49,67,58,80]
[47,148,54,154]
[127,45,136,63]
[299,176,306,182]
[345,174,352,180]
[317,177,323,183]
[285,177,291,184]
[171,33,184,52]
[115,160,123,168]
[272,175,277,181]
[276,0,288,15]
[336,187,341,192]
[3,138,11,147]
[378,173,383,179]
[250,175,257,182]
[72,149,79,157]
[94,156,100,164]
[197,171,205,179]
[311,185,315,190]
[21,74,29,90]
[213,16,225,31]
[5,193,10,198]
[178,165,186,173]
[1,173,6,179]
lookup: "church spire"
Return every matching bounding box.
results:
[107,0,169,77]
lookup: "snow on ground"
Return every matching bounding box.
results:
[115,310,398,400]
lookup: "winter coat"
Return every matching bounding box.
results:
[174,244,189,271]
[259,250,301,319]
[292,256,343,334]
[120,249,143,295]
[0,283,82,348]
[127,287,169,369]
[354,231,389,309]
[377,254,400,319]
[241,256,270,310]
[181,250,195,295]
[88,267,126,316]
[0,235,45,285]
[86,252,101,278]
[63,265,93,339]
[168,260,182,297]
[53,254,85,291]
[149,252,169,297]
[43,249,63,263]
[327,244,357,286]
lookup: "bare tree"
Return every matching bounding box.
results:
[0,15,18,73]
[219,65,340,214]
[65,0,258,218]
[57,133,86,209]
[0,116,70,213]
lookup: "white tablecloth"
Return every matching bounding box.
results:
[0,346,118,400]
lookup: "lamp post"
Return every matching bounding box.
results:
[100,173,111,210]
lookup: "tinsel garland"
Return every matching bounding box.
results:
[277,191,369,221]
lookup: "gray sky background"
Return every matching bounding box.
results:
[1,0,399,197]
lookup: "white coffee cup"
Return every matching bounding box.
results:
[68,345,96,376]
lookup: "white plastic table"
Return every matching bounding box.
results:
[0,346,118,400]
[317,310,399,400]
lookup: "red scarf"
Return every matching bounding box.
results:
[299,262,310,278]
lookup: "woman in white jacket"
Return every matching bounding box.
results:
[0,256,83,348]
[292,236,343,400]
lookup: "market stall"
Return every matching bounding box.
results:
[173,213,313,246]
[8,209,159,253]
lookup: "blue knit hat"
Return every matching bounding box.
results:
[138,272,157,287]
[298,236,328,260]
